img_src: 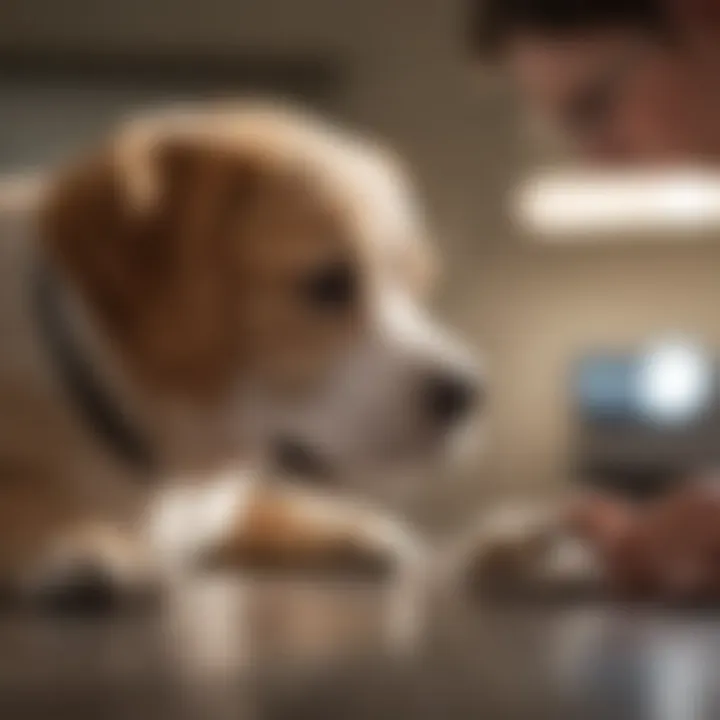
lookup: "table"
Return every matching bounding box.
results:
[2,575,720,720]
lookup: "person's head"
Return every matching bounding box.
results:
[470,0,720,162]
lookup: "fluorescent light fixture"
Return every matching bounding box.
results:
[635,342,713,424]
[517,170,720,239]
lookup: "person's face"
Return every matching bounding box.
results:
[507,31,708,163]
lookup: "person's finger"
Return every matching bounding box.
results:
[566,494,635,549]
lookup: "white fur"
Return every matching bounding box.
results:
[261,287,479,499]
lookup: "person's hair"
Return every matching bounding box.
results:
[470,0,670,59]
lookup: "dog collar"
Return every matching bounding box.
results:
[31,259,157,478]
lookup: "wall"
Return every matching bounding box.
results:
[3,0,720,526]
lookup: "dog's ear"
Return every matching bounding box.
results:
[41,133,264,397]
[42,143,158,328]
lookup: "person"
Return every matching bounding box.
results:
[469,0,720,163]
[468,0,720,600]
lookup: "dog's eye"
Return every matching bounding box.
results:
[302,261,357,310]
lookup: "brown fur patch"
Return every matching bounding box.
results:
[204,485,393,576]
[40,112,369,403]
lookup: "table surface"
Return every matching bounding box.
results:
[2,575,720,720]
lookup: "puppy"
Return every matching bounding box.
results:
[0,103,480,606]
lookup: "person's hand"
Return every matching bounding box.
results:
[633,481,720,600]
[568,493,653,597]
[569,481,720,601]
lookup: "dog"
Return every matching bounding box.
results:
[0,102,481,608]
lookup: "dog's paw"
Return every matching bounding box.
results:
[25,558,163,616]
[30,560,123,615]
[441,502,602,602]
[20,525,161,616]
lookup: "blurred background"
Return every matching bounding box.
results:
[5,0,720,523]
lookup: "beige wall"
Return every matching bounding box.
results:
[4,0,720,525]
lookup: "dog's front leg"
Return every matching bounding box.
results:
[187,480,424,580]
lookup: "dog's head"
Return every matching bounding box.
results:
[41,103,483,490]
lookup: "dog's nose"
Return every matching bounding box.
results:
[424,372,483,426]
